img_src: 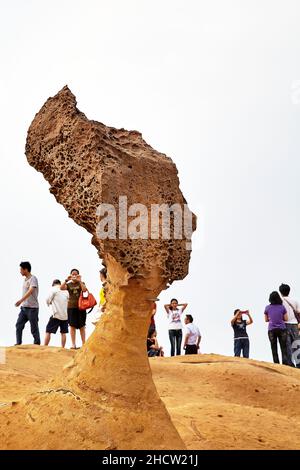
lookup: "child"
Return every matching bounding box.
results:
[147,331,164,357]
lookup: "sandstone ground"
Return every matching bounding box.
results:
[0,346,299,450]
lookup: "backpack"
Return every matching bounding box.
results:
[78,291,97,313]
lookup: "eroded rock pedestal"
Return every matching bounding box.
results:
[0,87,196,449]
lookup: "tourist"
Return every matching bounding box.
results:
[164,299,188,356]
[231,309,253,358]
[279,283,300,368]
[99,268,107,312]
[15,261,40,345]
[147,330,164,357]
[92,267,107,326]
[44,280,69,348]
[265,291,288,365]
[60,269,88,349]
[148,301,157,337]
[183,314,201,355]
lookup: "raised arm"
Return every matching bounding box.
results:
[164,304,170,313]
[231,310,240,326]
[80,281,88,293]
[180,303,188,312]
[60,276,70,291]
[246,311,253,326]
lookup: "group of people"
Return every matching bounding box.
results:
[15,261,202,357]
[15,261,107,349]
[147,298,201,357]
[231,284,300,368]
[14,262,300,367]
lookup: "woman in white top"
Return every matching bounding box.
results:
[164,298,188,356]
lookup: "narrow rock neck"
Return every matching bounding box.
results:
[65,260,165,403]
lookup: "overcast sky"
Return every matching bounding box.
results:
[1,0,300,361]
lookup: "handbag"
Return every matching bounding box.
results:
[284,298,300,323]
[78,291,97,313]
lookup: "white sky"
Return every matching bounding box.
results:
[1,0,300,361]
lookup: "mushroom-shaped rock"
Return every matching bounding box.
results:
[0,87,196,450]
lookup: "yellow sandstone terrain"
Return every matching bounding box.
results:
[0,346,299,450]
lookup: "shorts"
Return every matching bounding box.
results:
[46,317,69,334]
[185,344,198,355]
[68,307,86,329]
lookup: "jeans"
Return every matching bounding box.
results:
[148,349,159,357]
[16,307,40,345]
[234,338,250,358]
[285,324,300,367]
[169,329,182,356]
[268,328,288,365]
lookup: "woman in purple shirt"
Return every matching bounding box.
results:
[264,291,288,365]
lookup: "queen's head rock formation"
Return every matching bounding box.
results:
[0,87,196,449]
[26,86,195,281]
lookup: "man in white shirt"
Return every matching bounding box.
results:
[279,283,300,368]
[44,280,69,348]
[183,314,201,355]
